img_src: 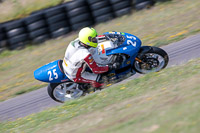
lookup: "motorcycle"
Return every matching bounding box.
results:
[34,31,169,103]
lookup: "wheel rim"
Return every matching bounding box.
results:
[53,82,83,102]
[134,53,166,73]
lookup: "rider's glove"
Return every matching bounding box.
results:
[108,62,121,70]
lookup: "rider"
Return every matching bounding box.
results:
[62,27,120,89]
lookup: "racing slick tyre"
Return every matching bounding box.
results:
[133,46,169,74]
[48,83,63,103]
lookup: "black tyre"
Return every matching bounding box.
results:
[69,13,91,24]
[133,46,169,74]
[4,19,25,31]
[8,34,28,50]
[67,6,89,17]
[8,42,26,50]
[51,27,71,38]
[0,26,4,33]
[114,7,131,17]
[24,13,44,25]
[65,0,87,11]
[47,82,83,103]
[135,0,150,4]
[47,83,61,102]
[48,21,69,32]
[27,20,46,31]
[135,1,154,10]
[44,5,65,18]
[29,28,48,39]
[109,0,122,4]
[92,7,112,17]
[32,34,50,44]
[0,40,7,52]
[90,1,110,11]
[0,32,6,41]
[112,1,130,11]
[6,27,26,38]
[156,0,171,2]
[95,13,114,23]
[46,13,67,25]
[8,34,28,45]
[87,0,102,5]
[71,21,93,30]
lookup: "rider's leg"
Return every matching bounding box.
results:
[73,72,104,88]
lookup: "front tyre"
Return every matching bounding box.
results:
[47,82,83,103]
[133,46,169,74]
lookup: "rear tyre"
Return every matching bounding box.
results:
[133,46,169,74]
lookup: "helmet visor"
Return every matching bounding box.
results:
[88,36,97,43]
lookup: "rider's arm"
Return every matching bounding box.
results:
[84,54,109,74]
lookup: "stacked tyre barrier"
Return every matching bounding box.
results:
[66,0,93,31]
[88,0,114,23]
[110,0,132,17]
[135,0,155,10]
[0,0,170,52]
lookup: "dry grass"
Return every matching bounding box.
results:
[1,58,200,133]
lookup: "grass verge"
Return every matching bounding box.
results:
[0,0,200,101]
[1,57,200,133]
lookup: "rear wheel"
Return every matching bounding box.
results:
[133,46,169,74]
[47,82,83,103]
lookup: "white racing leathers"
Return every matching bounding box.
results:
[62,38,109,88]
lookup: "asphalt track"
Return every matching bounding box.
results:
[1,34,200,122]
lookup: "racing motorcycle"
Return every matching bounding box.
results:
[34,31,169,103]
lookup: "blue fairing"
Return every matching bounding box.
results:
[34,60,70,83]
[103,32,142,57]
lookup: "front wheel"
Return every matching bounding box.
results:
[47,82,83,103]
[133,46,169,74]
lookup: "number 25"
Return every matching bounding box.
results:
[48,69,58,81]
